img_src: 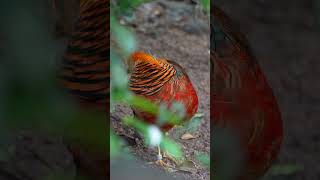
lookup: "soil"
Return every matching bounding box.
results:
[215,1,320,180]
[111,0,210,180]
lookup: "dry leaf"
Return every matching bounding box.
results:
[181,133,196,140]
[177,160,197,173]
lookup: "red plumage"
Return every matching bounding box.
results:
[129,51,199,132]
[211,6,283,180]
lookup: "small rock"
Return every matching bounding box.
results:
[0,132,76,180]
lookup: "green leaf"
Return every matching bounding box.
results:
[0,147,10,162]
[184,113,203,132]
[113,0,151,15]
[122,116,148,135]
[196,152,210,168]
[126,96,184,127]
[161,137,183,159]
[157,103,172,125]
[123,116,163,147]
[200,0,210,13]
[127,95,158,114]
[270,164,303,175]
[110,130,122,158]
[174,113,203,137]
[110,50,132,102]
[170,102,186,119]
[110,50,129,90]
[110,16,136,55]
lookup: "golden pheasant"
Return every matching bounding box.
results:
[211,6,283,180]
[128,51,199,167]
[58,0,109,178]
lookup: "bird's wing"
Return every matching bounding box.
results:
[129,53,176,96]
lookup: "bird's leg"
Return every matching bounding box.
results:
[161,132,181,166]
[148,133,181,169]
[154,145,174,169]
[157,145,162,159]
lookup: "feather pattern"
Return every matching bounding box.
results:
[129,52,198,131]
[129,57,176,96]
[60,0,109,106]
[58,0,109,178]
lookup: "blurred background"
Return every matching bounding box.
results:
[215,1,320,180]
[0,0,110,180]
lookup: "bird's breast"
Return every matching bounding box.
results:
[133,74,198,131]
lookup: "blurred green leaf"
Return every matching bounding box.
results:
[123,116,163,147]
[196,152,210,168]
[184,113,203,132]
[161,137,182,159]
[157,103,172,125]
[0,147,10,162]
[110,16,136,55]
[127,95,158,114]
[270,164,303,175]
[110,50,129,91]
[200,0,210,13]
[111,0,151,16]
[170,102,186,119]
[157,102,185,126]
[110,130,123,158]
[123,116,148,135]
[174,113,203,137]
[60,110,108,154]
[128,95,184,125]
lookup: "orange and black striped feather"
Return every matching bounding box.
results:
[129,60,176,96]
[60,0,109,105]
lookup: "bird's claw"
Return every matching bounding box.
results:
[155,159,174,169]
[147,159,175,171]
[163,151,182,166]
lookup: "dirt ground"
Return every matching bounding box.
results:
[111,0,210,180]
[215,1,320,180]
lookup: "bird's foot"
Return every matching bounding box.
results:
[147,153,176,171]
[148,160,175,172]
[163,151,182,167]
[155,159,175,170]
